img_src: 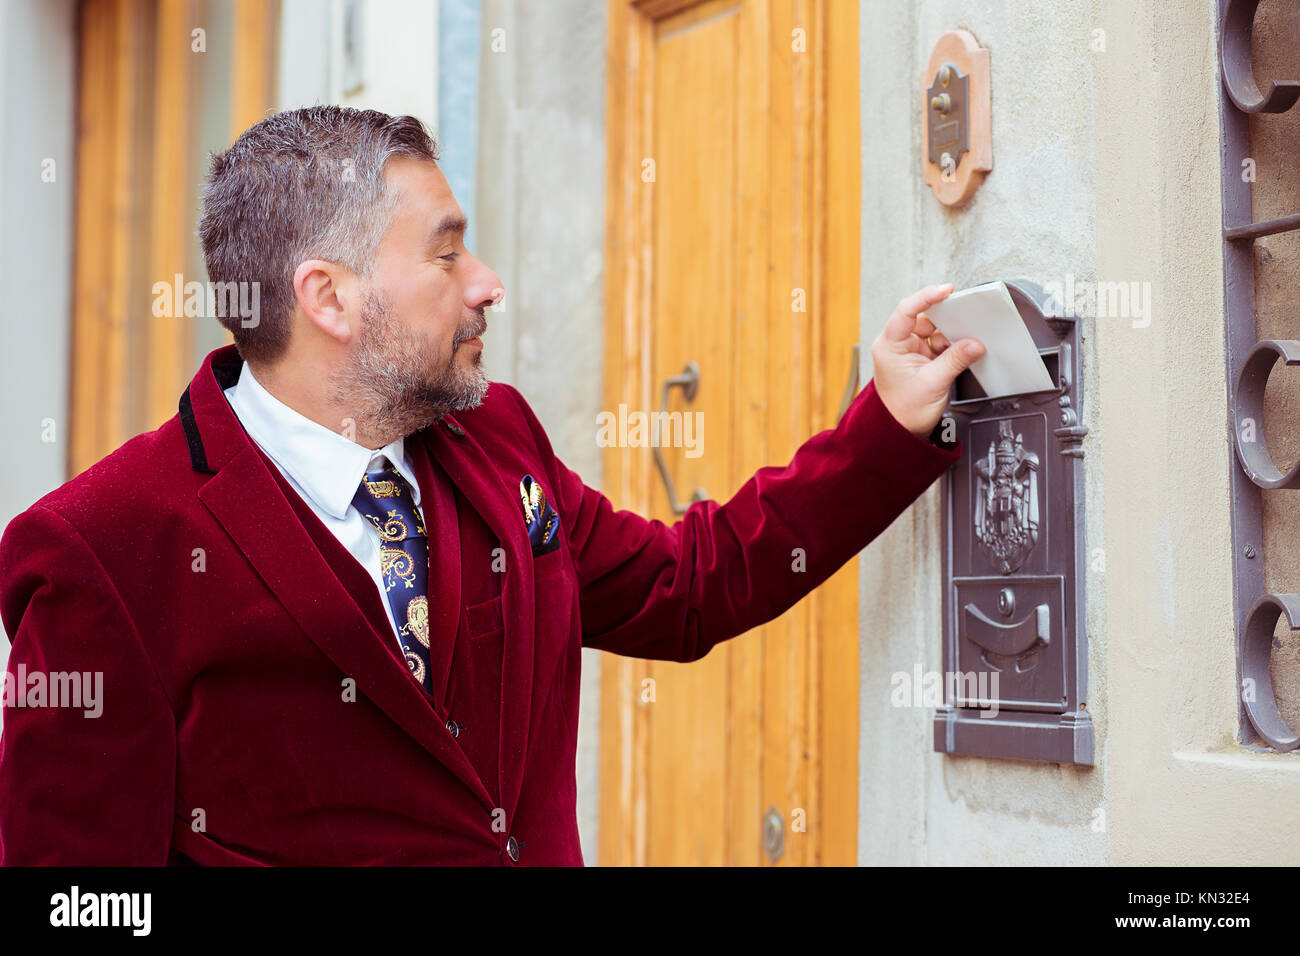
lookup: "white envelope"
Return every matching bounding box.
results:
[923,280,1056,399]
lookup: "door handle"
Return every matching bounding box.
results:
[836,343,861,423]
[654,361,709,514]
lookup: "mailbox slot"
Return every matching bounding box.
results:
[953,348,1060,404]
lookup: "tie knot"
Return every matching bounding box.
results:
[360,466,414,503]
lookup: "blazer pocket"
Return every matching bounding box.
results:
[465,593,504,640]
[532,544,568,579]
[170,819,269,866]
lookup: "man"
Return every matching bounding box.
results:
[0,106,984,865]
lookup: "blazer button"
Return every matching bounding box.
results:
[506,835,520,862]
[444,418,465,436]
[445,719,461,738]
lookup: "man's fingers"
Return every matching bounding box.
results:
[909,330,949,358]
[923,328,950,354]
[879,284,954,344]
[905,314,949,357]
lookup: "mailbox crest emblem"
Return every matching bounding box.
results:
[974,419,1041,574]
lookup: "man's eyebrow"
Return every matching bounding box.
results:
[427,213,468,244]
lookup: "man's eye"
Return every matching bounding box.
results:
[440,252,459,263]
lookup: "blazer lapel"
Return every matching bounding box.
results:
[407,435,461,703]
[180,347,495,813]
[422,414,536,818]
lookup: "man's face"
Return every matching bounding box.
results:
[333,156,503,439]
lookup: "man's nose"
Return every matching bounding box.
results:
[464,254,505,311]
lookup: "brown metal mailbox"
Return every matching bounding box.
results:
[933,279,1093,765]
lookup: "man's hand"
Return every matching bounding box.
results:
[871,284,987,438]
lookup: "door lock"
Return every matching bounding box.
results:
[762,806,784,862]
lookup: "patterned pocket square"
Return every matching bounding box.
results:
[519,474,561,556]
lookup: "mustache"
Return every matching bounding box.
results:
[454,310,487,346]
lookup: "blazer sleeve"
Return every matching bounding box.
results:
[506,379,962,663]
[0,504,176,865]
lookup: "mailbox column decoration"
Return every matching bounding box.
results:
[934,280,1094,765]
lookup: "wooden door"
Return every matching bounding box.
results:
[600,0,860,866]
[69,0,278,475]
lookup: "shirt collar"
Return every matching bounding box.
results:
[222,360,422,520]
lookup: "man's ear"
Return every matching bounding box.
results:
[293,259,357,344]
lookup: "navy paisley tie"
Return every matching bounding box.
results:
[351,461,432,693]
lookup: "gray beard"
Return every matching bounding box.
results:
[329,290,489,445]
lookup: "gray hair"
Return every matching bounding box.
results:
[198,105,440,364]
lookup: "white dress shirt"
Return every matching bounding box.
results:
[223,361,424,646]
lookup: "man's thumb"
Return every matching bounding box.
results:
[939,338,985,381]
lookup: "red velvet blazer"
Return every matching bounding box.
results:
[0,345,961,865]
